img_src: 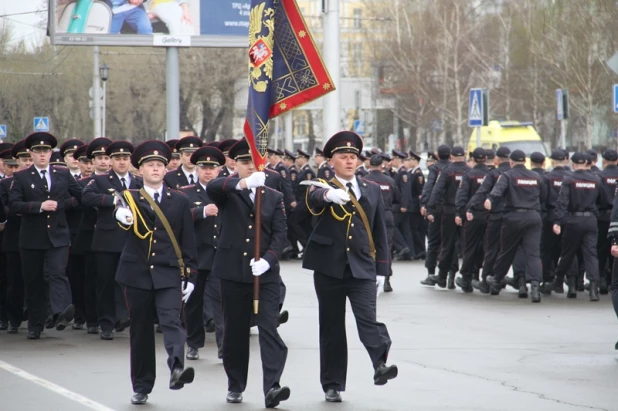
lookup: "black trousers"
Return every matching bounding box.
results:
[393,212,412,253]
[437,212,460,276]
[204,274,224,348]
[425,210,442,274]
[409,212,426,255]
[95,252,128,331]
[609,259,618,318]
[541,220,562,283]
[84,251,98,327]
[555,216,599,282]
[185,269,208,349]
[0,252,6,323]
[288,208,311,248]
[124,285,185,395]
[313,270,391,392]
[460,213,487,281]
[5,252,24,327]
[20,246,71,332]
[220,279,287,395]
[67,254,86,324]
[482,216,502,279]
[492,212,542,283]
[597,218,612,283]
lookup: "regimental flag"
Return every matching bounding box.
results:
[244,0,335,171]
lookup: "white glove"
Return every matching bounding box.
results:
[245,172,266,189]
[250,258,270,276]
[376,275,386,297]
[182,282,194,303]
[325,189,351,205]
[115,208,133,225]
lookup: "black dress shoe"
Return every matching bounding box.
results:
[447,273,456,290]
[114,318,131,333]
[472,279,489,294]
[553,278,564,294]
[431,274,447,288]
[72,322,84,330]
[265,386,290,408]
[413,252,426,260]
[226,391,243,403]
[186,347,199,360]
[45,316,55,329]
[325,388,342,402]
[27,330,40,340]
[277,310,289,327]
[169,367,195,390]
[420,276,437,286]
[55,305,75,331]
[456,277,473,293]
[7,325,18,334]
[101,330,114,340]
[518,284,528,299]
[504,276,518,291]
[130,393,148,405]
[485,276,502,295]
[205,318,215,333]
[0,321,7,331]
[384,277,393,292]
[567,277,577,299]
[589,281,600,302]
[530,282,541,303]
[600,277,609,294]
[374,363,398,385]
[87,326,99,334]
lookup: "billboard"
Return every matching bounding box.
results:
[50,0,251,47]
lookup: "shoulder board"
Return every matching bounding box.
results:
[360,178,379,187]
[179,184,195,189]
[52,165,68,170]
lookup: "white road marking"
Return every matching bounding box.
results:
[0,360,116,411]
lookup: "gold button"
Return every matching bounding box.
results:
[47,225,50,228]
[353,212,356,215]
[351,223,354,227]
[346,248,350,251]
[250,214,254,217]
[150,265,154,269]
[248,225,253,229]
[154,227,157,231]
[246,239,250,242]
[47,196,50,199]
[47,215,50,219]
[153,240,157,244]
[348,236,352,239]
[213,235,217,239]
[243,252,247,256]
[214,224,217,228]
[152,253,156,256]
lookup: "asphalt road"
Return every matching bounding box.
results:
[1,260,617,411]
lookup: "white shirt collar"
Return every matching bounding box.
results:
[182,166,196,182]
[115,171,130,186]
[34,165,50,174]
[335,175,361,199]
[143,185,163,201]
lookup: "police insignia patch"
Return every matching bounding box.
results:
[418,176,423,184]
[306,174,312,180]
[291,173,296,181]
[281,170,286,178]
[325,170,330,178]
[402,174,408,182]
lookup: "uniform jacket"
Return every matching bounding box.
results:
[73,176,98,254]
[428,161,468,215]
[468,162,510,219]
[553,170,601,224]
[455,163,489,217]
[0,177,17,252]
[9,165,82,250]
[488,164,547,214]
[164,165,196,189]
[597,165,618,218]
[409,167,425,213]
[317,162,334,180]
[303,177,390,279]
[294,163,316,205]
[266,167,296,209]
[355,166,368,178]
[81,172,143,253]
[420,159,451,208]
[116,188,197,290]
[288,164,299,192]
[393,167,410,212]
[180,183,219,271]
[207,176,287,284]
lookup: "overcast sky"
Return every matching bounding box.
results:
[1,0,47,49]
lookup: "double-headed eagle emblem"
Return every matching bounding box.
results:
[248,2,275,93]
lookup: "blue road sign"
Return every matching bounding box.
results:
[33,117,50,132]
[468,89,484,127]
[0,125,6,139]
[556,89,564,120]
[613,85,618,114]
[353,120,365,135]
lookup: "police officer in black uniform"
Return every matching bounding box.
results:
[541,150,571,293]
[0,142,12,330]
[181,146,225,361]
[408,151,425,259]
[207,139,290,408]
[485,150,547,302]
[316,148,333,180]
[364,154,400,292]
[163,136,202,189]
[425,146,468,289]
[455,147,489,292]
[355,153,369,177]
[392,150,412,260]
[551,152,602,300]
[9,132,82,339]
[303,131,396,403]
[282,149,300,258]
[165,139,181,171]
[114,140,197,405]
[420,145,451,284]
[288,149,316,249]
[596,149,618,293]
[81,140,138,340]
[217,139,238,178]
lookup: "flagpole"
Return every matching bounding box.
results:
[253,188,262,314]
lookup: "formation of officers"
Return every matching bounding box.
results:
[0,130,399,407]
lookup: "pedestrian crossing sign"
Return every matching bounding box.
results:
[468,89,488,127]
[33,117,50,132]
[0,125,6,139]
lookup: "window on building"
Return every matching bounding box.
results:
[353,8,362,28]
[352,42,362,60]
[296,113,307,136]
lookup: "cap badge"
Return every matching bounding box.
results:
[119,148,124,152]
[40,141,44,145]
[154,150,159,155]
[206,157,211,161]
[347,142,351,147]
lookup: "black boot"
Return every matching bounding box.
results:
[600,277,608,295]
[472,279,489,294]
[553,277,564,294]
[384,277,393,292]
[530,281,541,303]
[429,273,447,288]
[420,275,437,286]
[456,277,473,293]
[518,277,528,299]
[589,281,600,302]
[447,272,456,290]
[567,277,577,299]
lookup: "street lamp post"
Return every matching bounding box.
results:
[99,64,110,137]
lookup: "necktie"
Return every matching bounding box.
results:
[40,170,48,191]
[189,174,195,185]
[154,192,160,204]
[74,174,80,180]
[346,182,356,199]
[121,177,127,190]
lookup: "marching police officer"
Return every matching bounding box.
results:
[288,149,316,250]
[207,139,290,408]
[164,136,202,189]
[355,153,369,177]
[316,148,333,180]
[408,151,425,259]
[596,149,618,293]
[181,146,225,361]
[165,139,181,171]
[551,152,602,300]
[485,150,547,302]
[114,140,198,405]
[392,150,412,260]
[217,139,238,178]
[9,132,83,339]
[303,131,397,403]
[455,147,490,292]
